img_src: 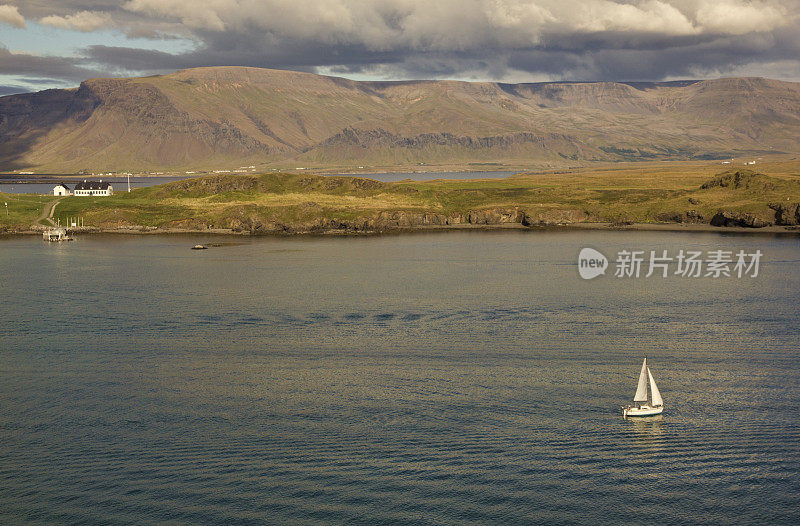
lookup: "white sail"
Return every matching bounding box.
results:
[633,358,648,402]
[648,368,663,407]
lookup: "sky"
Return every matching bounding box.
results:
[1,0,800,95]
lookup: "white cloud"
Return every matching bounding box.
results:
[695,0,788,35]
[124,0,228,31]
[120,0,798,51]
[570,1,696,35]
[40,10,114,33]
[0,4,25,28]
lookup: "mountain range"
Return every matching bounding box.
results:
[1,66,799,172]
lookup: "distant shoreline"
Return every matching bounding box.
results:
[5,222,800,238]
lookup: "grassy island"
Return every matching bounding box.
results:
[3,161,800,235]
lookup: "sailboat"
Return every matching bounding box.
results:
[623,358,663,417]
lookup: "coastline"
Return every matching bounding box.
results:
[5,221,800,238]
[4,167,800,239]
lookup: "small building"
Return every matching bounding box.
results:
[74,180,113,196]
[53,183,71,196]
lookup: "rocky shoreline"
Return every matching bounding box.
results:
[4,217,799,238]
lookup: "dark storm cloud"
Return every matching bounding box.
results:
[511,25,800,81]
[84,38,407,74]
[2,1,800,87]
[0,48,103,81]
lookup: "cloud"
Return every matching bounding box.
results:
[4,0,800,89]
[695,0,789,35]
[111,0,800,81]
[0,4,25,28]
[40,10,114,32]
[0,48,103,82]
[124,0,226,31]
[119,0,794,50]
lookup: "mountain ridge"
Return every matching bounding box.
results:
[2,66,799,172]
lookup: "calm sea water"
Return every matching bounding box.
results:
[1,231,798,524]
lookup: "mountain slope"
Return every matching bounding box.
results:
[2,67,800,172]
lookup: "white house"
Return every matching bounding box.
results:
[73,180,113,196]
[52,183,71,196]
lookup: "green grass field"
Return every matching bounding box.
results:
[0,193,54,229]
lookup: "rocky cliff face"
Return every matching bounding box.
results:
[709,211,772,228]
[318,128,580,152]
[154,205,601,234]
[162,207,529,234]
[769,202,800,225]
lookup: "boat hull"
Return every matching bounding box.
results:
[623,405,663,418]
